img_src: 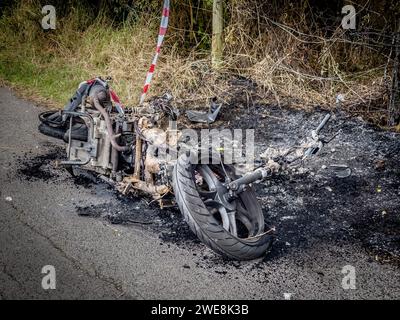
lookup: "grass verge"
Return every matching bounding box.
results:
[0,0,397,129]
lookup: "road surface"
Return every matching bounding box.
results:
[0,86,399,299]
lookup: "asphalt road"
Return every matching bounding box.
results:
[0,87,399,299]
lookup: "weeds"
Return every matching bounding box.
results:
[0,0,397,127]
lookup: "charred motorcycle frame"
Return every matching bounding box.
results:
[39,77,345,260]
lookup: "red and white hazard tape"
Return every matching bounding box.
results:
[139,0,170,104]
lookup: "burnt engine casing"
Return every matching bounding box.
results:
[66,81,135,178]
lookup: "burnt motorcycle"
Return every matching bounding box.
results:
[38,77,342,260]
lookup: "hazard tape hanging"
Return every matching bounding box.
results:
[139,0,170,105]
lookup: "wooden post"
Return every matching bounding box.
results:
[212,0,223,68]
[389,23,400,126]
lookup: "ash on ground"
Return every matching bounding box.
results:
[16,104,400,266]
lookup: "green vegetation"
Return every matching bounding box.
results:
[0,0,399,126]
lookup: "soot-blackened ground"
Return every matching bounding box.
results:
[16,104,400,267]
[16,145,65,181]
[225,104,400,265]
[75,194,200,245]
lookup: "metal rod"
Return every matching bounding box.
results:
[67,116,73,158]
[228,168,269,191]
[315,114,331,135]
[133,135,142,178]
[58,158,90,166]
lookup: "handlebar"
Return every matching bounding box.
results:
[227,113,334,193]
[315,114,331,135]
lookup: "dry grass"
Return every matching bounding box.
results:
[0,0,395,126]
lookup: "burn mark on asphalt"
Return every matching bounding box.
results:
[16,145,65,181]
[16,105,400,267]
[75,195,201,246]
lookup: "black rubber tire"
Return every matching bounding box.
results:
[39,110,63,126]
[38,122,66,140]
[63,123,88,142]
[172,153,273,260]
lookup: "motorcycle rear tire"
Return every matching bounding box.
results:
[38,123,66,140]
